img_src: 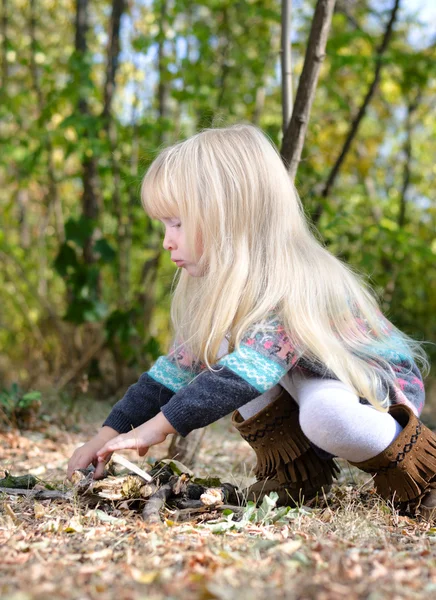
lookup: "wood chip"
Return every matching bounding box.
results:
[110,454,153,482]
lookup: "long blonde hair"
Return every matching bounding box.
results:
[141,123,429,410]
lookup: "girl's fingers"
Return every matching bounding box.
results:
[97,437,142,460]
[93,459,107,479]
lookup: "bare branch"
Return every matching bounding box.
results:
[312,0,401,224]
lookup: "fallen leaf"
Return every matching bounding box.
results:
[33,502,46,519]
[64,517,83,533]
[129,566,159,584]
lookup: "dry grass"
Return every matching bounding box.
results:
[1,399,436,600]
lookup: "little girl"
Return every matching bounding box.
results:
[67,124,436,519]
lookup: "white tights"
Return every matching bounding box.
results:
[238,371,403,463]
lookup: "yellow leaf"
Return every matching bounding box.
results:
[130,567,159,584]
[64,517,83,533]
[34,502,45,519]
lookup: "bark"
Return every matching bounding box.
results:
[312,0,401,225]
[280,0,336,179]
[281,0,293,133]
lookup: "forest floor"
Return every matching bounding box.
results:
[1,397,436,600]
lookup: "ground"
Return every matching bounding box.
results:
[1,398,436,600]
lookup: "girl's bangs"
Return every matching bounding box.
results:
[141,161,180,220]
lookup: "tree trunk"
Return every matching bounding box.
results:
[103,0,127,307]
[281,0,293,133]
[280,0,336,179]
[75,0,102,274]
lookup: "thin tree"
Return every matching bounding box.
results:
[281,0,293,133]
[280,0,336,179]
[75,0,102,270]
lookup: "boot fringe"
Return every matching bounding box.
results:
[374,423,436,502]
[231,388,340,506]
[253,426,311,479]
[351,404,436,505]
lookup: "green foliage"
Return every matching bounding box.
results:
[54,216,117,324]
[204,492,311,533]
[0,0,435,392]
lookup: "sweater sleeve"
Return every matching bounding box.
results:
[161,319,299,437]
[102,341,203,433]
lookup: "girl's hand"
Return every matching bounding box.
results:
[67,426,119,481]
[96,412,177,463]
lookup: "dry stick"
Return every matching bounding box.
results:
[312,0,401,225]
[142,478,177,523]
[281,0,336,180]
[171,504,244,522]
[0,487,73,501]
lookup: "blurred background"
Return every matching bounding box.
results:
[0,0,435,427]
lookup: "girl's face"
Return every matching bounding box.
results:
[160,217,204,277]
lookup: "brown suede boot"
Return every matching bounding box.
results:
[231,388,340,507]
[349,404,436,521]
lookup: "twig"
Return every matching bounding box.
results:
[142,477,177,523]
[0,487,73,501]
[169,503,244,522]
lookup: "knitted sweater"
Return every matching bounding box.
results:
[103,315,425,437]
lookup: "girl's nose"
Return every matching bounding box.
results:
[163,230,176,251]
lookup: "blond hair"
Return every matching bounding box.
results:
[141,123,429,410]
